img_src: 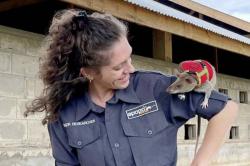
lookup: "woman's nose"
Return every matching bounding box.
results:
[129,63,135,73]
[126,60,135,73]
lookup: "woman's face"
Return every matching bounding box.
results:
[92,36,135,90]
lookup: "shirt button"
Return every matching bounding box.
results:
[77,141,82,146]
[147,130,153,135]
[114,143,120,148]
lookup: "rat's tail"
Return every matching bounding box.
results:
[194,115,201,157]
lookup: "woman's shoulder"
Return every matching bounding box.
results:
[129,70,175,93]
[131,70,173,83]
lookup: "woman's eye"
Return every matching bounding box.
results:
[113,65,122,71]
[113,57,131,71]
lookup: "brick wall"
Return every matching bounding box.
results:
[0,25,53,166]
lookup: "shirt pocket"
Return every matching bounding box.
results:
[67,123,100,148]
[66,123,105,166]
[121,104,174,166]
[121,105,169,137]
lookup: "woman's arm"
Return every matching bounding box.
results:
[191,100,238,166]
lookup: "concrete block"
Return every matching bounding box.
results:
[0,97,16,118]
[233,80,250,91]
[17,99,44,120]
[15,156,54,166]
[35,79,44,97]
[217,76,232,89]
[133,55,172,74]
[0,33,27,54]
[214,143,250,165]
[134,59,158,71]
[27,120,50,146]
[25,78,35,99]
[178,142,250,165]
[0,52,11,73]
[248,125,250,140]
[0,120,27,141]
[11,54,39,77]
[240,125,248,140]
[248,90,250,104]
[0,74,25,98]
[0,147,53,166]
[177,144,195,165]
[177,126,184,140]
[229,89,238,101]
[25,39,43,57]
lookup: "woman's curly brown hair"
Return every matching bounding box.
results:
[24,9,128,125]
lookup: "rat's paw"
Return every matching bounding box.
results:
[178,94,186,100]
[201,98,208,109]
[201,102,208,109]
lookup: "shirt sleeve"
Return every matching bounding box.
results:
[154,74,229,127]
[48,118,80,166]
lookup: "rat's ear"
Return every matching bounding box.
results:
[185,76,197,84]
[173,68,180,76]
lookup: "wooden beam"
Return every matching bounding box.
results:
[169,0,250,33]
[0,0,44,13]
[244,34,250,39]
[215,48,219,72]
[59,0,250,58]
[153,30,172,62]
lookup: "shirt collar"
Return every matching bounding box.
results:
[108,80,141,104]
[75,92,94,121]
[75,79,140,121]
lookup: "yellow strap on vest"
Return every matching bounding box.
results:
[195,66,209,86]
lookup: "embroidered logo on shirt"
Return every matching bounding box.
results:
[125,100,158,119]
[63,119,96,128]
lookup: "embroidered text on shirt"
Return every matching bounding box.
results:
[63,119,96,128]
[125,100,158,119]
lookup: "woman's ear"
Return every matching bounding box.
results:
[79,68,85,77]
[80,67,94,81]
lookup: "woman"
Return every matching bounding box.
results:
[25,9,238,166]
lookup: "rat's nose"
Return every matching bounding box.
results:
[166,87,172,93]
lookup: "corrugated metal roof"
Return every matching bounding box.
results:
[124,0,250,45]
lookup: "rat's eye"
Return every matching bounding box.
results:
[176,84,182,89]
[176,73,181,77]
[185,78,192,84]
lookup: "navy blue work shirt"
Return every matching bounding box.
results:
[48,71,228,166]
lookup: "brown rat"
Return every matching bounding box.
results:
[166,59,216,108]
[166,59,217,155]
